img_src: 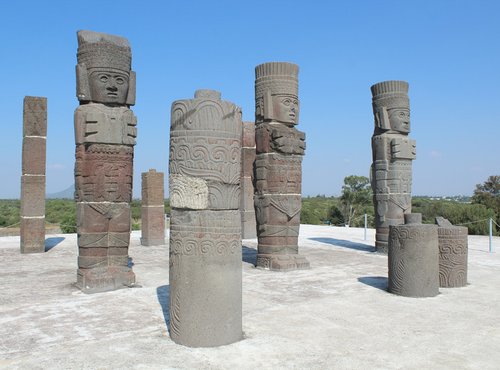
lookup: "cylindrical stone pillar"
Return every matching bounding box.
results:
[141,169,165,246]
[169,89,242,347]
[436,220,468,287]
[388,213,439,297]
[20,96,47,254]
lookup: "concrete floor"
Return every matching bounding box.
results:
[0,225,499,369]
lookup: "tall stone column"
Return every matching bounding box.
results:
[169,89,242,347]
[140,169,165,246]
[241,121,257,238]
[370,81,416,253]
[74,30,137,293]
[254,62,309,271]
[20,96,47,254]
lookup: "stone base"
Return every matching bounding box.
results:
[76,267,136,294]
[20,217,45,254]
[140,237,165,246]
[256,253,310,271]
[375,241,388,254]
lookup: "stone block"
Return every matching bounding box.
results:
[75,144,133,203]
[20,176,45,217]
[388,214,439,297]
[23,96,47,137]
[242,121,255,148]
[22,137,46,175]
[20,217,45,254]
[241,210,257,239]
[141,169,164,206]
[76,203,130,234]
[256,254,310,271]
[241,147,256,176]
[240,177,255,210]
[207,182,240,210]
[76,266,135,294]
[169,175,209,209]
[141,206,165,246]
[254,154,302,194]
[169,136,241,185]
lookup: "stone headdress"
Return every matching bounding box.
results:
[255,62,298,122]
[371,80,409,130]
[76,30,136,105]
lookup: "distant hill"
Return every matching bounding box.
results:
[47,184,75,199]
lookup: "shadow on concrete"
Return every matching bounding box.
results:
[156,285,171,332]
[242,245,257,265]
[45,237,65,252]
[358,276,388,291]
[309,237,376,252]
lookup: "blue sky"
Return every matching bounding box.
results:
[1,0,498,198]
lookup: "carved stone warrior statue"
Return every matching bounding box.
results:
[254,62,309,271]
[74,30,137,293]
[370,81,416,253]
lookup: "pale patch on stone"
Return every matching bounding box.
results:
[169,175,209,210]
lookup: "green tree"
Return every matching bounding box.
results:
[339,175,372,227]
[471,175,499,227]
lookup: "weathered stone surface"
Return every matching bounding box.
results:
[169,209,242,347]
[75,144,133,203]
[240,121,256,239]
[254,62,309,270]
[388,213,439,297]
[20,96,47,254]
[23,96,47,136]
[20,218,45,254]
[141,169,165,246]
[169,174,209,210]
[74,30,137,293]
[370,80,416,253]
[22,137,46,175]
[169,90,242,347]
[436,218,468,288]
[141,169,164,205]
[20,176,45,217]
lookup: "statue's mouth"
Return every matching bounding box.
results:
[107,93,118,97]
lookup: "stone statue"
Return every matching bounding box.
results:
[20,96,47,253]
[254,62,309,271]
[74,30,137,293]
[370,81,416,253]
[169,89,242,347]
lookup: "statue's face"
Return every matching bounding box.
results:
[388,108,410,133]
[89,69,129,105]
[272,94,299,125]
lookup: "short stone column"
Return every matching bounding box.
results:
[140,169,165,246]
[240,121,257,238]
[388,213,439,297]
[169,89,242,347]
[436,217,468,287]
[20,96,47,254]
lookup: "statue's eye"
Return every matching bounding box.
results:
[399,111,405,117]
[115,76,125,85]
[293,100,298,105]
[282,98,291,106]
[99,75,108,83]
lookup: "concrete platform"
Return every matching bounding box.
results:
[0,225,499,369]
